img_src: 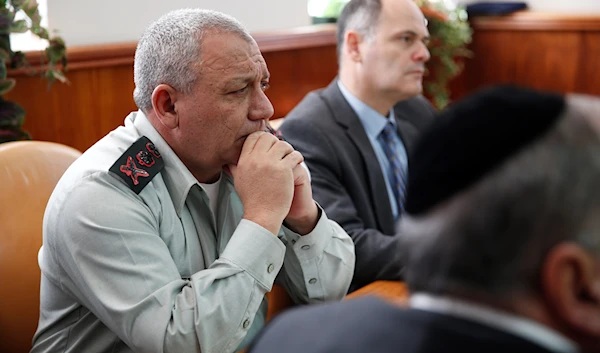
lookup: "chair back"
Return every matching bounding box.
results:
[0,141,81,353]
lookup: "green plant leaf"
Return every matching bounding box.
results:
[27,11,41,26]
[9,50,26,69]
[9,19,28,33]
[31,25,48,39]
[0,77,15,95]
[0,47,9,61]
[0,11,13,34]
[0,127,30,143]
[11,0,26,10]
[45,39,66,65]
[47,68,68,84]
[0,98,26,127]
[22,0,39,16]
[0,61,6,79]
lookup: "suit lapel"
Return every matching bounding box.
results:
[322,80,396,234]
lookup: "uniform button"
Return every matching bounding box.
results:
[243,319,250,329]
[301,245,310,250]
[267,264,275,273]
[309,278,317,284]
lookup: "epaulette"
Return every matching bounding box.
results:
[109,136,164,194]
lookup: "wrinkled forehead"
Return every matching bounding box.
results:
[198,32,267,77]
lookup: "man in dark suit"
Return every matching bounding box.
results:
[250,86,600,353]
[279,0,436,291]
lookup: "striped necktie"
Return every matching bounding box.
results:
[379,122,406,209]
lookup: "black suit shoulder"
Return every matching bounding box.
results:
[394,95,437,131]
[281,88,338,129]
[249,297,556,353]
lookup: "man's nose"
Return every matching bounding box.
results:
[413,41,431,63]
[248,88,274,121]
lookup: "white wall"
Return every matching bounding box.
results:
[47,0,311,46]
[47,0,600,47]
[458,0,600,14]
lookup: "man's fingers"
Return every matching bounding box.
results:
[239,131,264,159]
[269,140,295,160]
[252,131,278,154]
[281,150,304,169]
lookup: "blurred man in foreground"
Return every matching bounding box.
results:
[250,85,600,353]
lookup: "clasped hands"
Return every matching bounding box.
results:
[228,131,319,236]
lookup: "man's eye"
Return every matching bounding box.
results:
[400,36,414,44]
[231,86,248,94]
[261,82,270,91]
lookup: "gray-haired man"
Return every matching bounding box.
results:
[31,9,354,353]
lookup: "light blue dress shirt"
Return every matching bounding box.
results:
[338,81,409,220]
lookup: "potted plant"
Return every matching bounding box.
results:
[0,0,67,144]
[308,0,350,24]
[417,0,472,108]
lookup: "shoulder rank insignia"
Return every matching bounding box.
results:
[109,136,164,194]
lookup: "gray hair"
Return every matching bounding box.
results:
[133,9,253,112]
[336,0,382,64]
[399,95,600,298]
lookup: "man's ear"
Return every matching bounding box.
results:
[345,30,365,63]
[151,84,179,129]
[542,242,600,337]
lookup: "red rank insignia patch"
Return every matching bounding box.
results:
[109,136,164,194]
[120,156,149,185]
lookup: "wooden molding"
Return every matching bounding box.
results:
[9,24,337,77]
[471,11,600,31]
[253,23,337,52]
[8,13,600,77]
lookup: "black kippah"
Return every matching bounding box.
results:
[404,85,566,215]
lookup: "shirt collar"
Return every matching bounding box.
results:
[129,110,233,217]
[337,80,396,139]
[410,293,579,353]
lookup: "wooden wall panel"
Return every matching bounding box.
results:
[461,31,583,93]
[577,32,600,96]
[264,46,338,119]
[7,65,137,152]
[4,14,600,152]
[458,12,600,98]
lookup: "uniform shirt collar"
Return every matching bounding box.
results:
[410,293,579,353]
[129,110,233,216]
[337,80,396,139]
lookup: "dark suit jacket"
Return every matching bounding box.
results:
[279,80,436,291]
[248,297,557,353]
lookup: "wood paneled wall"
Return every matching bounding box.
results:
[6,13,600,152]
[455,12,600,97]
[7,25,340,152]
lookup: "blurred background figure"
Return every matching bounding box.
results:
[279,0,436,292]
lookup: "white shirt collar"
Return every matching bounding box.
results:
[410,293,579,353]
